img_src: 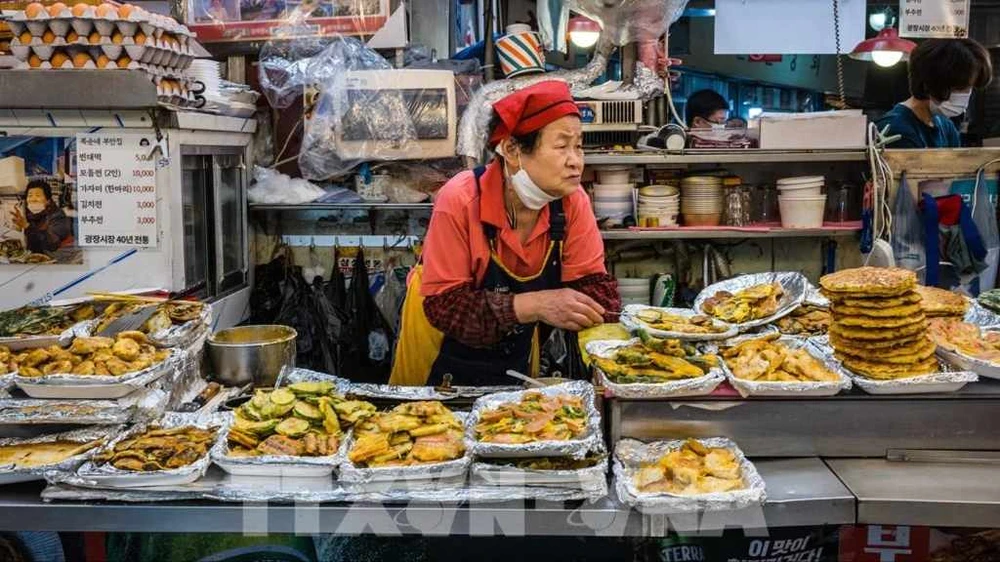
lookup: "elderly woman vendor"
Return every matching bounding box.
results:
[391,81,620,386]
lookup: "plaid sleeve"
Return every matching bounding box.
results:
[566,273,621,323]
[424,284,519,348]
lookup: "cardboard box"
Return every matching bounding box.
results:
[758,110,868,150]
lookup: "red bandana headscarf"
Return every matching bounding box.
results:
[487,80,581,148]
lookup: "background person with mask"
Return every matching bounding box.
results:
[876,38,993,148]
[10,180,74,255]
[685,89,730,129]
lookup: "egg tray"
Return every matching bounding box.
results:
[9,4,193,43]
[11,46,195,76]
[11,37,194,71]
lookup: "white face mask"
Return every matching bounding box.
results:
[500,147,560,211]
[710,122,726,130]
[26,202,45,215]
[931,90,972,118]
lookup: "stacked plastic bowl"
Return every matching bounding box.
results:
[777,175,826,228]
[681,176,723,226]
[637,184,680,227]
[592,166,634,228]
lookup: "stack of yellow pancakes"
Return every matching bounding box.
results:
[914,285,969,319]
[820,267,939,379]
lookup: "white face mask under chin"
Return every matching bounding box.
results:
[930,91,972,118]
[501,150,560,211]
[26,202,45,215]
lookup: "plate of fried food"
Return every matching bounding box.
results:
[10,333,174,399]
[775,304,831,336]
[821,267,978,394]
[90,298,209,348]
[471,452,608,492]
[719,334,851,397]
[470,380,601,459]
[214,382,376,477]
[619,306,738,341]
[694,272,807,331]
[343,401,469,482]
[928,317,1000,380]
[0,303,96,349]
[0,426,115,484]
[78,416,223,488]
[588,332,724,399]
[613,437,766,514]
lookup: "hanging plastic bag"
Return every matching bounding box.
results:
[890,172,925,279]
[340,247,394,382]
[972,169,1000,292]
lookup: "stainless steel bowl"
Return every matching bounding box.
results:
[207,325,296,387]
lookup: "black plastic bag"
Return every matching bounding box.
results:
[340,247,394,383]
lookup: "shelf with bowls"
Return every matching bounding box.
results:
[584,149,868,165]
[600,224,862,240]
[249,203,434,212]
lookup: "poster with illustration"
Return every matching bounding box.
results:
[0,136,82,265]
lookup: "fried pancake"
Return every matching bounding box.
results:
[823,292,923,308]
[915,285,969,317]
[829,320,928,341]
[829,332,925,351]
[831,302,924,318]
[820,267,917,296]
[834,338,936,364]
[839,355,939,379]
[833,312,926,328]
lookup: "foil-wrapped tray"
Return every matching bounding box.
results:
[693,272,808,332]
[12,348,177,387]
[470,454,608,492]
[820,351,979,395]
[587,339,724,399]
[0,425,120,485]
[210,412,349,478]
[717,336,852,397]
[965,300,1000,327]
[339,413,473,484]
[0,334,66,351]
[72,412,226,488]
[934,327,1000,381]
[281,368,352,395]
[469,380,602,459]
[76,303,212,349]
[13,353,176,400]
[613,438,766,514]
[0,386,168,426]
[347,382,519,401]
[619,306,738,341]
[803,281,830,308]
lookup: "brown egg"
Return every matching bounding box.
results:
[88,31,100,44]
[71,3,90,17]
[47,2,67,17]
[116,55,131,68]
[110,31,122,44]
[95,3,116,18]
[28,54,43,68]
[18,31,32,44]
[72,51,91,68]
[96,54,111,68]
[50,52,70,68]
[117,3,135,18]
[24,3,46,18]
[133,31,146,45]
[41,30,56,44]
[66,30,78,42]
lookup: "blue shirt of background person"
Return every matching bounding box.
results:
[876,38,993,149]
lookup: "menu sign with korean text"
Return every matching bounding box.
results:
[76,133,158,248]
[900,0,969,38]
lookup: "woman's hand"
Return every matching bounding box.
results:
[514,288,605,331]
[9,207,26,231]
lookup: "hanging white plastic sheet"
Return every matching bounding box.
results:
[713,0,865,55]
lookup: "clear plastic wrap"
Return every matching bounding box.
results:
[298,38,425,180]
[568,0,690,46]
[469,380,602,459]
[619,305,738,341]
[717,336,852,398]
[248,166,326,205]
[0,425,120,485]
[693,272,808,332]
[587,339,724,399]
[613,437,766,514]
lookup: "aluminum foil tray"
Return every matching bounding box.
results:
[619,306,737,341]
[693,272,808,331]
[717,336,852,397]
[0,425,120,485]
[210,412,349,478]
[587,339,724,399]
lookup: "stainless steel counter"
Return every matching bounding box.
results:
[828,459,1000,528]
[0,459,851,535]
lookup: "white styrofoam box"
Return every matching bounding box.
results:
[0,156,27,195]
[758,110,867,150]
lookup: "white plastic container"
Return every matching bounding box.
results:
[779,195,827,228]
[777,182,823,196]
[596,166,632,185]
[592,182,634,196]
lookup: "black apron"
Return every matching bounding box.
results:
[427,167,566,386]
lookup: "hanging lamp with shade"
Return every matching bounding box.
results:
[567,15,602,49]
[849,27,917,68]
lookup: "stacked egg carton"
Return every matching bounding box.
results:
[7,2,200,106]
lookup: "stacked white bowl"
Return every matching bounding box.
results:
[680,176,723,226]
[777,175,826,228]
[637,184,680,227]
[592,166,634,228]
[617,277,651,306]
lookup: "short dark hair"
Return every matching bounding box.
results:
[24,180,52,201]
[686,89,729,124]
[909,38,993,101]
[488,111,540,154]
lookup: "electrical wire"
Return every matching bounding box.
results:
[866,122,894,255]
[971,157,1000,217]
